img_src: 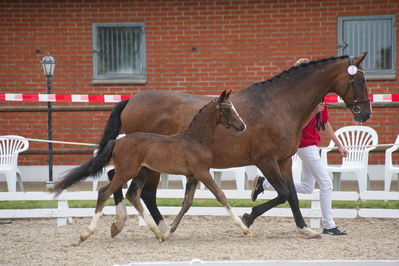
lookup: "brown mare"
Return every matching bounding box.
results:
[55,53,371,241]
[55,90,248,245]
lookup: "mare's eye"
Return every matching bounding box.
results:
[358,78,365,86]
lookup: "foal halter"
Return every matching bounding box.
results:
[216,102,241,129]
[342,57,370,115]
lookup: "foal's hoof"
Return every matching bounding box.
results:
[78,227,94,245]
[241,213,253,228]
[156,233,165,243]
[157,220,171,242]
[152,229,165,243]
[298,227,322,239]
[242,226,252,235]
[111,222,122,238]
[160,229,171,242]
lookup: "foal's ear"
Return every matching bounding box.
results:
[218,90,229,103]
[225,89,231,100]
[218,90,232,104]
[353,52,367,66]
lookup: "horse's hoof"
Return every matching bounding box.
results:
[158,220,170,233]
[241,213,253,228]
[111,222,122,238]
[298,227,322,239]
[243,228,252,235]
[79,227,94,243]
[156,220,171,241]
[160,229,171,241]
[157,234,164,243]
[152,230,164,243]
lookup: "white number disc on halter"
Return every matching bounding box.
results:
[347,65,358,75]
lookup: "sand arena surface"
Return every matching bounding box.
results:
[1,215,398,266]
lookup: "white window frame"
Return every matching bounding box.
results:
[92,22,146,84]
[338,15,396,80]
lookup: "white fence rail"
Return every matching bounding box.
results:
[0,189,398,228]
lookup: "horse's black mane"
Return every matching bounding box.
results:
[186,98,218,130]
[255,55,349,86]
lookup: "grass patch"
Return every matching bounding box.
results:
[332,200,399,209]
[1,198,398,209]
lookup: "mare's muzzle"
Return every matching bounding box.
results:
[347,98,370,115]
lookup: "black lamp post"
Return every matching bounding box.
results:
[40,54,56,189]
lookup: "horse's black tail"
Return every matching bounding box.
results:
[53,99,129,196]
[97,99,129,155]
[54,139,116,196]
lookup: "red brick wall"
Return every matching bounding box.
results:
[1,0,398,166]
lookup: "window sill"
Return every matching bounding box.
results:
[365,73,396,81]
[91,79,147,85]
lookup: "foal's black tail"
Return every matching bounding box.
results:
[54,140,116,196]
[53,99,129,196]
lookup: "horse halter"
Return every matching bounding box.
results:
[216,102,241,129]
[342,57,370,115]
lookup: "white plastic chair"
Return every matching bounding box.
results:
[0,135,29,192]
[321,126,378,192]
[384,134,399,191]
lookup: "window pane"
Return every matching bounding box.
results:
[343,19,392,70]
[339,15,395,75]
[97,26,142,75]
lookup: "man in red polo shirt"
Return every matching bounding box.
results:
[251,58,349,236]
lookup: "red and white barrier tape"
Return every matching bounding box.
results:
[0,93,131,103]
[325,94,399,103]
[1,93,399,103]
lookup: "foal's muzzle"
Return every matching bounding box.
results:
[236,123,246,132]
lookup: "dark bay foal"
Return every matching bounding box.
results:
[55,90,248,245]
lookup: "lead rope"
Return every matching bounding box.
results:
[2,136,397,150]
[2,137,97,146]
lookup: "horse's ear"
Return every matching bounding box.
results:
[353,52,367,66]
[225,90,231,100]
[218,90,227,103]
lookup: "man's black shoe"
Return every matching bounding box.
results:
[322,227,347,236]
[251,175,265,201]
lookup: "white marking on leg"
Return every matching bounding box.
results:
[115,202,127,229]
[88,211,102,232]
[297,226,321,239]
[111,201,128,238]
[225,206,251,235]
[158,219,171,241]
[142,211,157,231]
[78,211,102,244]
[158,219,170,233]
[142,210,163,241]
